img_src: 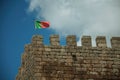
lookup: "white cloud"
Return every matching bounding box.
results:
[28,0,120,46]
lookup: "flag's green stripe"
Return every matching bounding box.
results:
[35,21,38,28]
[35,21,41,29]
[36,22,40,29]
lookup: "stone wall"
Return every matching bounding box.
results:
[16,35,120,80]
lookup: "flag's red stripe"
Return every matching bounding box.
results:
[40,21,50,28]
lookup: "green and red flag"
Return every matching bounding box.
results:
[35,21,50,29]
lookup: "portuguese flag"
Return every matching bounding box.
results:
[35,21,50,29]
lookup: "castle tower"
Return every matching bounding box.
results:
[16,35,120,80]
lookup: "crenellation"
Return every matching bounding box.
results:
[96,36,107,48]
[16,35,120,80]
[32,35,43,41]
[50,35,59,46]
[111,37,120,48]
[32,35,43,46]
[82,36,92,47]
[66,35,77,46]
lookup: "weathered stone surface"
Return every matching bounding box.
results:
[82,36,92,47]
[111,37,120,48]
[16,35,120,80]
[96,36,107,48]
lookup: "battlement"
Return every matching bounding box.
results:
[111,37,120,48]
[32,35,120,48]
[16,35,120,80]
[81,36,91,47]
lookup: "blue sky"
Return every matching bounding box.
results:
[0,0,61,80]
[0,0,120,80]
